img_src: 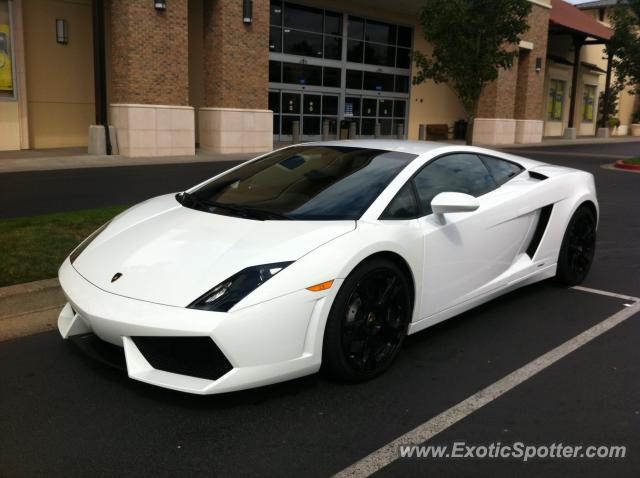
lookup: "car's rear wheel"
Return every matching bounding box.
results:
[556,205,596,286]
[322,258,412,382]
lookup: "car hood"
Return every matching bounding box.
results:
[72,194,355,306]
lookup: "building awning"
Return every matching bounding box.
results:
[549,0,612,41]
[547,53,573,67]
[576,0,618,10]
[581,61,607,74]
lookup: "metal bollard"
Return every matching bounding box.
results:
[374,122,381,138]
[322,119,330,141]
[292,120,300,144]
[397,123,404,139]
[418,124,426,141]
[348,122,357,139]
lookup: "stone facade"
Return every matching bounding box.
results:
[110,104,195,157]
[474,3,550,145]
[108,0,193,157]
[199,0,272,153]
[514,5,550,121]
[199,108,272,154]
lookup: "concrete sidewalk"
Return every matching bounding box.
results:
[0,278,65,341]
[0,136,638,174]
[0,148,262,174]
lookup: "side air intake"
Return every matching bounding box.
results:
[526,205,553,258]
[529,170,548,181]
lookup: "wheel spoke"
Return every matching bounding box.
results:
[340,268,410,374]
[376,276,397,306]
[566,214,596,277]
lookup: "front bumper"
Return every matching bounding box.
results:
[58,259,340,394]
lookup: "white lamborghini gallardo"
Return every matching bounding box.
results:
[58,141,598,394]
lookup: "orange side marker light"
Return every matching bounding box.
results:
[306,280,334,292]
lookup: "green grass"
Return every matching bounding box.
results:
[0,205,129,287]
[622,156,640,165]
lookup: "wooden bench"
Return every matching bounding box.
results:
[426,124,449,140]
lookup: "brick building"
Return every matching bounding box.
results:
[0,0,635,155]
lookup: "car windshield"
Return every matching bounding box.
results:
[181,146,416,220]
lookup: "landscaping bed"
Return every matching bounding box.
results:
[615,156,640,171]
[0,205,129,287]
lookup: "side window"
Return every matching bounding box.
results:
[413,153,497,215]
[480,155,524,186]
[380,183,419,219]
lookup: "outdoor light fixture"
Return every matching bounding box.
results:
[154,0,166,11]
[56,19,68,44]
[535,57,542,73]
[243,0,253,24]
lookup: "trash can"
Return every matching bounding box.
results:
[453,120,468,140]
[339,120,350,139]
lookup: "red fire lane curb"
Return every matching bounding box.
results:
[615,160,640,171]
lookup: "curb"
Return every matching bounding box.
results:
[600,163,640,174]
[0,278,65,341]
[614,160,640,171]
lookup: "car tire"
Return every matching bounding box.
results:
[556,205,597,286]
[321,257,412,382]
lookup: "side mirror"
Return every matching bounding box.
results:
[431,192,479,224]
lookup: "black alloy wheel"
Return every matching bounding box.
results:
[556,206,597,286]
[322,258,412,382]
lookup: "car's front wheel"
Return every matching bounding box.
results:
[556,205,597,286]
[322,258,412,382]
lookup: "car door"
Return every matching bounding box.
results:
[413,153,534,320]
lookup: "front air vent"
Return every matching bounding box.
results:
[132,336,233,381]
[526,205,553,258]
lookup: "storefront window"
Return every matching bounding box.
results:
[270,2,343,61]
[582,84,596,122]
[269,1,412,141]
[547,79,565,121]
[347,16,412,68]
[0,0,15,99]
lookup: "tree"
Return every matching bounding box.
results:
[609,0,640,95]
[413,0,531,144]
[598,80,624,127]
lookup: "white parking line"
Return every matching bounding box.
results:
[334,287,640,478]
[571,285,640,302]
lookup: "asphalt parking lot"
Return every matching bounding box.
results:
[1,141,639,477]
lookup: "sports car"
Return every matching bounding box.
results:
[57,140,598,394]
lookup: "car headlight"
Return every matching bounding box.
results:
[69,222,110,264]
[188,262,293,312]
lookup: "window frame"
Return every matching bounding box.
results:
[379,152,525,220]
[582,84,597,123]
[477,153,525,186]
[0,0,17,101]
[547,79,566,122]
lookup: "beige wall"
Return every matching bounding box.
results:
[293,0,466,140]
[23,0,94,148]
[408,35,467,139]
[0,101,20,150]
[0,0,20,150]
[544,32,609,137]
[581,7,637,133]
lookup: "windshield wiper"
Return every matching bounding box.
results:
[177,192,212,210]
[213,202,291,220]
[177,193,290,220]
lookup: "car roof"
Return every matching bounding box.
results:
[299,139,450,155]
[295,140,547,170]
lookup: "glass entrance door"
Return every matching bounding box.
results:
[271,90,340,142]
[345,96,406,138]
